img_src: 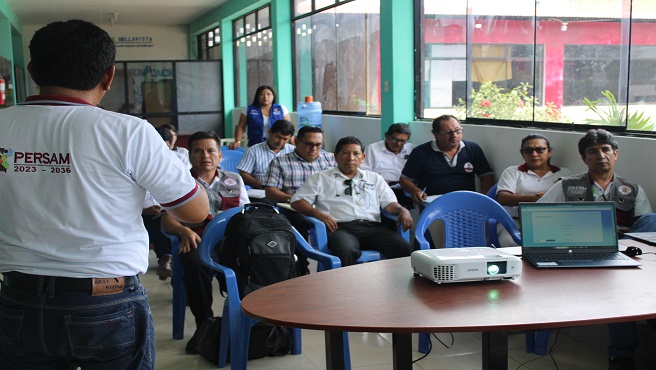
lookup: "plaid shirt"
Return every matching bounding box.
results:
[236,141,295,183]
[263,150,336,195]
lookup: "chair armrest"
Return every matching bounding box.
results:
[300,214,329,252]
[381,208,410,242]
[293,227,341,270]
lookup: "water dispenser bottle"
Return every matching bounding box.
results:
[297,96,322,129]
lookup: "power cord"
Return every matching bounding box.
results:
[515,329,561,370]
[412,332,455,363]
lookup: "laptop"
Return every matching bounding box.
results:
[623,232,656,245]
[518,202,641,268]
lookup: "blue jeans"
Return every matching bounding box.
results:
[0,276,155,370]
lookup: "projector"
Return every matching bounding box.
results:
[411,247,522,284]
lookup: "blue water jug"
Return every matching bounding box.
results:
[297,96,322,129]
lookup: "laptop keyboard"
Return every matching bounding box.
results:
[531,253,625,262]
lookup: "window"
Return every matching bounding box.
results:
[419,0,656,132]
[293,0,381,114]
[233,6,273,107]
[198,27,222,61]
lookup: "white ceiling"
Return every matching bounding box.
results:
[7,0,229,27]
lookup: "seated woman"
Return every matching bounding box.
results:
[496,133,573,246]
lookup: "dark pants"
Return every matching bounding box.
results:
[327,220,412,266]
[0,275,155,370]
[180,246,221,329]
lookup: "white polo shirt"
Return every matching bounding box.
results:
[0,96,200,278]
[291,167,397,223]
[361,140,415,183]
[497,164,573,218]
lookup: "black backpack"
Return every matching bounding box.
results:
[220,202,296,298]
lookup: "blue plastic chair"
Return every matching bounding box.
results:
[302,209,412,272]
[415,191,535,354]
[486,183,498,201]
[219,150,244,173]
[221,145,246,153]
[196,205,345,369]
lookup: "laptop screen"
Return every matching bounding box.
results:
[519,202,618,251]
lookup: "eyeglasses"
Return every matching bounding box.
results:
[388,137,408,144]
[343,179,360,196]
[520,147,548,155]
[302,141,323,149]
[435,128,463,136]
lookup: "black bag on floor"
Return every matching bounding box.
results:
[196,316,292,363]
[219,202,296,298]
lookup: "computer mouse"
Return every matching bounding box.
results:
[621,246,642,257]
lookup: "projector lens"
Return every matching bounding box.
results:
[487,261,507,275]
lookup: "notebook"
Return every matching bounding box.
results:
[623,232,656,245]
[518,202,641,268]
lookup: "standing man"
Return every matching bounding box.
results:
[539,129,656,370]
[237,119,295,189]
[291,136,413,266]
[361,123,415,206]
[400,115,494,203]
[263,126,336,274]
[161,131,248,353]
[0,20,209,369]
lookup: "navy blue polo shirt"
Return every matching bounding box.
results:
[401,140,493,195]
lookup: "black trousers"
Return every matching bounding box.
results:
[327,220,412,267]
[180,246,221,329]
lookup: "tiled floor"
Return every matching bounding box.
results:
[146,251,655,370]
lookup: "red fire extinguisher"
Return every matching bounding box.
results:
[0,75,5,106]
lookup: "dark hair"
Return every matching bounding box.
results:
[521,133,551,150]
[251,85,277,106]
[578,129,619,156]
[335,136,365,154]
[156,126,174,143]
[297,126,323,141]
[160,123,178,133]
[270,120,296,136]
[29,20,116,91]
[432,114,460,133]
[385,123,412,137]
[188,130,221,151]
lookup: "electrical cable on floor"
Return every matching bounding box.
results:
[515,329,561,370]
[412,332,455,363]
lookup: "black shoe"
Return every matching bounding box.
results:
[185,332,199,354]
[609,356,637,370]
[157,254,173,281]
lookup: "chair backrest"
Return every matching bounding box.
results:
[221,145,246,153]
[415,190,520,250]
[486,183,498,201]
[220,150,245,173]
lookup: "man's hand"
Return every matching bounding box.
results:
[315,211,339,233]
[142,205,161,215]
[228,141,240,150]
[397,208,413,232]
[412,189,427,205]
[178,227,202,254]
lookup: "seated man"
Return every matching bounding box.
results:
[539,128,655,370]
[400,115,494,204]
[361,123,415,207]
[263,125,336,274]
[237,119,295,189]
[161,130,249,353]
[291,136,413,267]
